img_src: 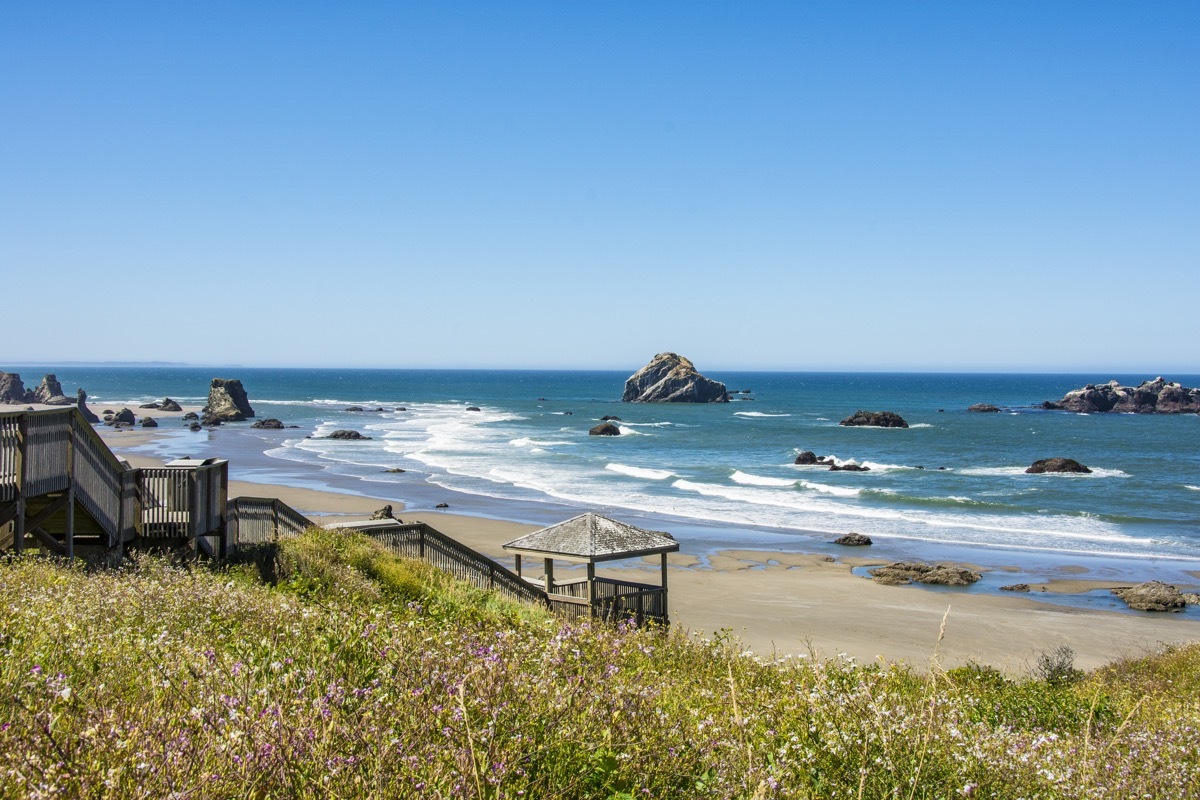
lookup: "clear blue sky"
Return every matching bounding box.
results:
[2,2,1196,372]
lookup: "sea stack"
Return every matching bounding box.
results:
[203,378,255,423]
[0,372,29,404]
[32,374,73,405]
[622,353,729,403]
[76,388,100,423]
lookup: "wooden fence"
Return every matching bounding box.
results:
[540,575,667,625]
[139,462,228,540]
[226,496,313,554]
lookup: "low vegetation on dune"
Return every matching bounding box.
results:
[2,531,1199,799]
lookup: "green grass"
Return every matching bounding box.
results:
[1,530,1198,798]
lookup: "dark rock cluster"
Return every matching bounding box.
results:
[840,410,909,428]
[1042,378,1200,414]
[870,562,982,586]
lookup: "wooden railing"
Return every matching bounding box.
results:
[227,496,312,553]
[0,413,22,502]
[71,412,133,545]
[22,410,72,498]
[139,462,228,540]
[363,522,550,607]
[534,575,667,625]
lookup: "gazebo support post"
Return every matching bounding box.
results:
[586,562,596,618]
[661,552,669,622]
[543,557,554,594]
[514,554,522,578]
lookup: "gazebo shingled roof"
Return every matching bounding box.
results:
[502,512,679,563]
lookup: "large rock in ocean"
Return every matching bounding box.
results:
[0,372,29,404]
[203,378,255,423]
[840,410,909,428]
[589,422,621,436]
[1026,458,1092,474]
[32,374,72,405]
[159,397,183,412]
[622,353,729,403]
[967,403,1001,413]
[1042,378,1200,414]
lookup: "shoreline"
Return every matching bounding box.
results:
[72,401,1200,672]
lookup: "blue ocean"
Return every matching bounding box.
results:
[15,366,1200,588]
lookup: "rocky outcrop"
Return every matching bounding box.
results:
[139,403,160,409]
[622,353,729,403]
[833,532,872,546]
[106,408,135,426]
[1042,378,1200,414]
[968,403,1001,413]
[160,398,182,412]
[600,415,622,421]
[871,562,982,586]
[323,430,371,440]
[840,410,909,428]
[0,372,29,404]
[76,388,100,423]
[370,505,398,520]
[466,406,481,412]
[1000,584,1031,592]
[252,419,285,429]
[32,374,72,405]
[794,451,827,465]
[140,417,158,428]
[589,422,621,436]
[1026,458,1092,474]
[829,463,870,472]
[188,422,202,432]
[1111,581,1191,612]
[204,378,254,423]
[182,412,199,421]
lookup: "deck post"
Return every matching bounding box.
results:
[14,497,25,555]
[65,485,75,559]
[543,557,554,593]
[661,552,669,623]
[514,553,522,578]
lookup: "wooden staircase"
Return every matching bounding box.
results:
[0,408,225,557]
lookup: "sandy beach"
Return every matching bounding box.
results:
[58,399,1199,674]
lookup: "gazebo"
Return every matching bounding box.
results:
[502,512,680,625]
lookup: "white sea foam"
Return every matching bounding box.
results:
[730,470,796,487]
[510,437,576,447]
[616,426,649,436]
[860,461,915,472]
[958,465,1127,478]
[606,463,676,480]
[798,481,861,497]
[1185,485,1200,492]
[619,421,676,428]
[734,412,792,418]
[909,423,933,429]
